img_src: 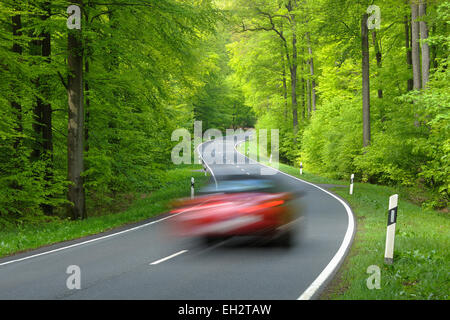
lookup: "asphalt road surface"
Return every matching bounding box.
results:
[0,131,354,300]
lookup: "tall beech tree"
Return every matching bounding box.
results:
[404,9,414,91]
[67,0,86,220]
[11,12,23,150]
[361,13,371,147]
[372,31,383,99]
[235,0,303,138]
[32,1,54,215]
[419,0,430,89]
[306,32,316,111]
[411,1,421,90]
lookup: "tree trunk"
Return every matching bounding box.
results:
[85,59,90,154]
[306,32,316,111]
[372,31,383,99]
[306,78,311,117]
[419,1,430,89]
[362,13,371,147]
[41,20,53,160]
[281,46,288,120]
[41,2,54,216]
[404,13,414,91]
[411,1,421,90]
[11,14,23,150]
[300,49,306,121]
[84,11,90,154]
[301,72,305,120]
[291,63,298,133]
[290,26,298,134]
[67,0,86,220]
[30,27,43,161]
[430,25,437,69]
[285,0,298,139]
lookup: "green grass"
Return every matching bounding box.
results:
[0,165,209,259]
[238,141,450,300]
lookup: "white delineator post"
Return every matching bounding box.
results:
[349,174,355,195]
[384,194,398,265]
[191,177,195,199]
[300,162,303,175]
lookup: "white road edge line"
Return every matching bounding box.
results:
[0,209,187,267]
[149,250,188,265]
[234,138,355,301]
[196,141,218,189]
[0,141,213,268]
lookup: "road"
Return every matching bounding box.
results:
[0,132,354,300]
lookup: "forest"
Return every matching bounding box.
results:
[0,0,448,228]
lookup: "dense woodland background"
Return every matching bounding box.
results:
[0,0,448,228]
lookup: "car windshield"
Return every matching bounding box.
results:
[201,179,274,194]
[199,173,287,194]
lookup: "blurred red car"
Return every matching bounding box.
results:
[170,175,302,246]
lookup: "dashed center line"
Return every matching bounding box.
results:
[149,250,188,265]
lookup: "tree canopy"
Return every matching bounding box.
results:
[0,0,447,227]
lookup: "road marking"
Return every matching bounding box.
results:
[0,204,206,268]
[196,141,218,189]
[0,140,217,268]
[234,138,355,301]
[149,250,188,265]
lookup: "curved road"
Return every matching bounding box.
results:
[0,132,354,300]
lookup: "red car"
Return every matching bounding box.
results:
[170,175,302,247]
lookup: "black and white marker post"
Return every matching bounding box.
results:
[349,174,355,195]
[384,194,398,264]
[191,177,195,199]
[300,162,303,175]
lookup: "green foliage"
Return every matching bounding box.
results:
[0,0,227,225]
[0,148,69,228]
[302,96,362,179]
[226,0,449,208]
[193,26,255,130]
[401,59,450,205]
[0,165,208,258]
[0,0,448,227]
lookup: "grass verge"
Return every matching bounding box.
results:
[0,165,209,259]
[238,141,449,300]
